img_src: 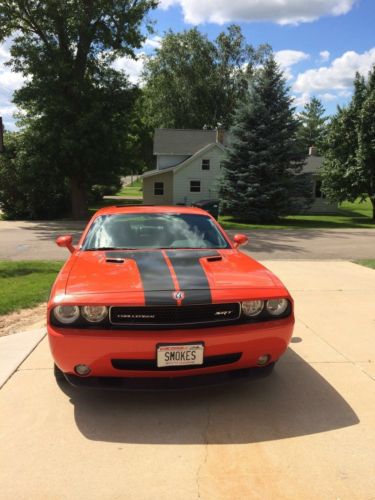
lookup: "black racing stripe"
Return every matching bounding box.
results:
[105,251,176,305]
[166,250,219,305]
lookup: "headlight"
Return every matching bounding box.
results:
[266,299,288,316]
[53,305,80,324]
[81,305,108,323]
[242,300,264,317]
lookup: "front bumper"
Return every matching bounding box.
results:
[63,365,275,390]
[48,316,294,381]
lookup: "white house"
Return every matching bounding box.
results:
[142,128,337,213]
[142,128,227,206]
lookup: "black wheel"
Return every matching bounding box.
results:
[54,363,66,383]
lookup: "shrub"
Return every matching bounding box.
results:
[0,132,69,220]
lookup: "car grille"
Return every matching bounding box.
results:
[111,353,242,371]
[109,303,241,326]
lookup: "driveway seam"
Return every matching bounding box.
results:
[297,316,375,382]
[17,367,52,371]
[297,316,351,362]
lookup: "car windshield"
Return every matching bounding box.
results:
[83,213,230,250]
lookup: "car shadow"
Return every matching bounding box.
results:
[21,220,86,242]
[59,349,359,444]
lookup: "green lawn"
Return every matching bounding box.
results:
[355,260,375,270]
[88,178,143,215]
[88,197,142,216]
[88,190,374,229]
[220,198,375,230]
[0,261,64,316]
[117,178,143,198]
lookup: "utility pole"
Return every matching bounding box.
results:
[0,117,4,153]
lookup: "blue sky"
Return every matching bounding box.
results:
[1,0,375,129]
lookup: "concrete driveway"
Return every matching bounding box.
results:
[0,219,374,260]
[0,261,374,499]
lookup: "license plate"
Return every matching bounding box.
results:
[157,343,204,368]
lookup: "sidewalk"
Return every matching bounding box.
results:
[0,328,45,388]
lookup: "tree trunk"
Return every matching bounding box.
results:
[69,176,88,219]
[371,197,375,221]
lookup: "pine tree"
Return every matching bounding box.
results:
[298,97,327,153]
[220,58,312,223]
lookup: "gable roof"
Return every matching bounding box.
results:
[154,128,228,155]
[143,142,226,179]
[302,155,323,174]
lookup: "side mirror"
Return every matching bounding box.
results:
[56,235,75,253]
[233,233,248,248]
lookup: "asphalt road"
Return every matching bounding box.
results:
[0,219,374,260]
[1,261,374,499]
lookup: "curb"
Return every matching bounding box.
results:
[0,329,46,389]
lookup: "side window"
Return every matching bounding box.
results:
[154,182,164,195]
[202,159,210,170]
[190,180,201,193]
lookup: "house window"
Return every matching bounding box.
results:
[202,159,210,170]
[154,182,164,195]
[190,180,201,193]
[315,180,325,199]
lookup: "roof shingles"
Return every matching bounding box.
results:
[154,128,227,155]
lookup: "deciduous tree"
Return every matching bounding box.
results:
[142,25,271,130]
[322,70,375,220]
[0,130,69,219]
[0,0,157,218]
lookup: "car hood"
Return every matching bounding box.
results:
[65,249,279,296]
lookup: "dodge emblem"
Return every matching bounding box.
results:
[173,291,185,300]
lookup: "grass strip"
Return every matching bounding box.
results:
[0,261,64,316]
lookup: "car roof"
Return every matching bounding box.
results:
[94,205,210,216]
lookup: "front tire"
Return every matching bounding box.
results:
[54,363,66,383]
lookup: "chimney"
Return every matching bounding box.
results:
[216,124,225,144]
[309,145,318,156]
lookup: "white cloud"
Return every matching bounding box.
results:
[159,0,356,25]
[0,68,23,92]
[294,47,375,93]
[113,54,145,85]
[159,0,176,8]
[275,50,309,79]
[0,46,10,60]
[143,36,162,50]
[318,92,338,102]
[112,37,162,84]
[0,40,24,130]
[319,50,330,62]
[275,50,310,68]
[292,92,311,107]
[112,37,163,84]
[338,89,352,98]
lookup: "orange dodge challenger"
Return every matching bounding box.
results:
[48,206,294,389]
